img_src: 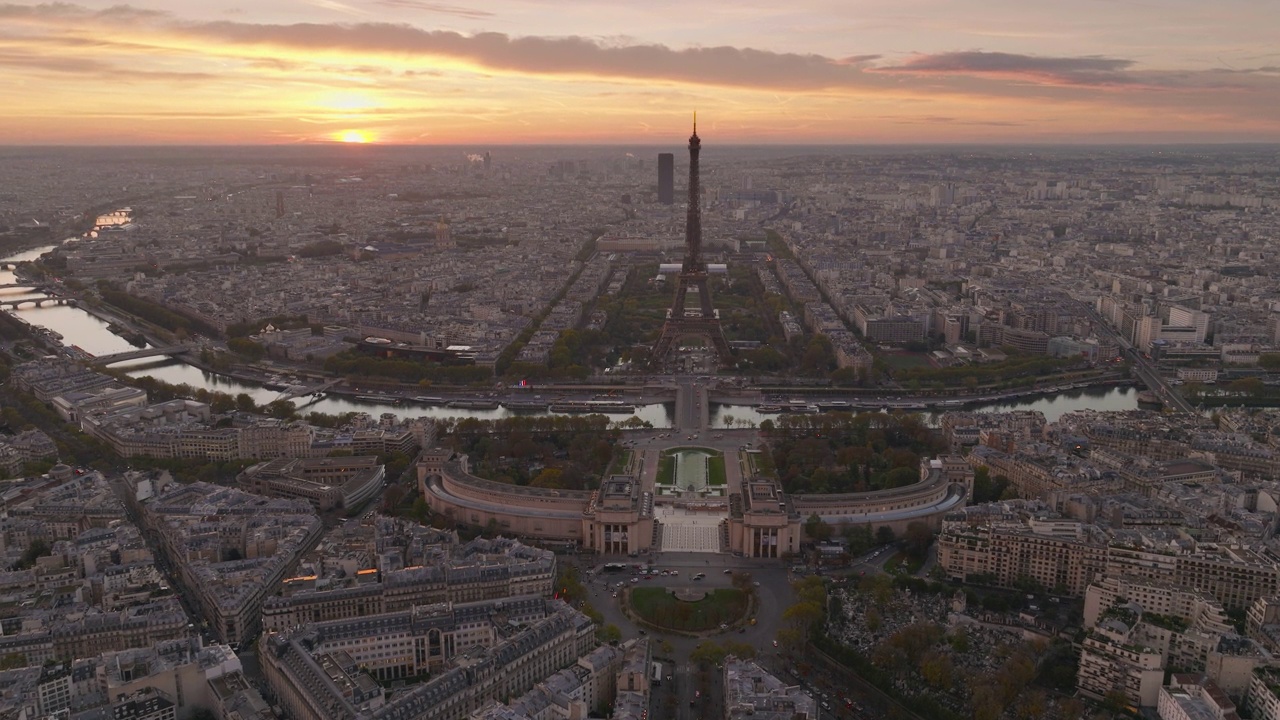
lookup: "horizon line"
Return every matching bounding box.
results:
[3,140,1280,149]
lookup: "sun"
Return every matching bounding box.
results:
[336,129,373,143]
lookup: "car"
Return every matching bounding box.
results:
[723,569,733,574]
[630,577,639,583]
[773,640,779,647]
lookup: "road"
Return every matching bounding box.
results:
[573,553,796,720]
[673,377,709,432]
[1082,303,1194,413]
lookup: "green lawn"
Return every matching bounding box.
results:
[749,450,776,478]
[658,447,725,487]
[607,449,633,476]
[656,455,674,485]
[881,353,933,370]
[628,587,749,632]
[707,455,726,485]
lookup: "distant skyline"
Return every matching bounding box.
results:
[2,0,1279,145]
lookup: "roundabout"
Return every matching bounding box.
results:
[625,585,751,634]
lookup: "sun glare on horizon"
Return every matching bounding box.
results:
[336,129,373,143]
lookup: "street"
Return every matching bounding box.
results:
[572,552,796,719]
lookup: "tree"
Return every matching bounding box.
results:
[903,521,933,560]
[793,575,827,607]
[690,641,726,668]
[210,393,236,414]
[803,513,832,542]
[1102,689,1129,714]
[971,465,1010,503]
[598,624,622,644]
[775,627,804,651]
[919,650,953,689]
[411,497,430,524]
[842,524,874,555]
[1260,353,1280,370]
[865,607,882,631]
[265,399,297,419]
[875,526,895,545]
[879,466,918,489]
[235,393,256,412]
[860,573,894,608]
[16,539,51,570]
[530,468,565,489]
[227,337,265,360]
[1228,376,1265,398]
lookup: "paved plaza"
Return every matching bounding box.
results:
[656,504,725,552]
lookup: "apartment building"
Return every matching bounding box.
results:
[261,598,595,720]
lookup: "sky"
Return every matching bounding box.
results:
[1,0,1279,144]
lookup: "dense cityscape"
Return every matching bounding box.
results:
[1,131,1280,720]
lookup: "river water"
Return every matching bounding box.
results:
[2,244,1136,428]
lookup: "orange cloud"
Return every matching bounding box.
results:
[0,2,1277,143]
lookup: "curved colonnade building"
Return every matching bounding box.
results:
[417,448,970,558]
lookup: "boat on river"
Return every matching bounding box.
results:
[548,401,635,414]
[448,399,500,410]
[503,400,549,412]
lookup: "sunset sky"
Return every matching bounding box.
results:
[2,0,1279,144]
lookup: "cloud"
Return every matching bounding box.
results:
[1,3,1266,99]
[875,51,1141,87]
[3,1,1279,139]
[373,0,494,19]
[0,49,214,82]
[833,54,881,66]
[0,2,166,21]
[164,20,885,92]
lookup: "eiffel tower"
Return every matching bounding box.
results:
[650,117,732,367]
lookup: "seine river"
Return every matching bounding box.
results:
[2,244,1136,428]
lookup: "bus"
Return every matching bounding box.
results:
[651,662,662,686]
[603,563,627,573]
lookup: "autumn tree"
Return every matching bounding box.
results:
[531,468,565,489]
[690,641,726,668]
[598,624,622,644]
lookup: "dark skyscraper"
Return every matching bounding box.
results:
[657,152,674,204]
